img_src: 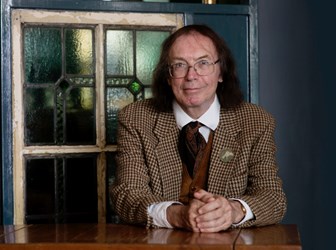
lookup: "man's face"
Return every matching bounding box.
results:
[168,32,222,118]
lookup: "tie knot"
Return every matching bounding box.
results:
[187,121,202,130]
[185,121,203,140]
[184,121,205,148]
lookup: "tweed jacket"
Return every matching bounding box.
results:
[110,99,287,228]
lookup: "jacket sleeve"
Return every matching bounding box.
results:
[109,106,166,227]
[238,115,287,228]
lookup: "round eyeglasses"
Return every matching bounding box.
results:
[168,59,220,79]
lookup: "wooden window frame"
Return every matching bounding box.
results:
[11,9,183,224]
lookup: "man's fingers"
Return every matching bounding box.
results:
[193,189,215,203]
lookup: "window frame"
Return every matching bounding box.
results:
[11,9,183,224]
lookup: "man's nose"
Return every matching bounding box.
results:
[186,65,198,79]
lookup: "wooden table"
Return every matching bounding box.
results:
[0,224,301,250]
[235,224,302,250]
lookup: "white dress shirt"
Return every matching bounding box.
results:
[147,96,253,228]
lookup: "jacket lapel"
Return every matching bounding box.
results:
[153,112,182,200]
[208,108,241,195]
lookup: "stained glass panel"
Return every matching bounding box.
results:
[106,152,119,223]
[21,21,177,225]
[26,158,55,223]
[69,77,94,85]
[128,80,143,95]
[24,27,62,84]
[136,31,170,85]
[66,87,95,144]
[105,29,170,144]
[106,88,133,144]
[106,77,132,86]
[25,155,98,224]
[144,87,153,99]
[25,88,55,144]
[65,156,98,223]
[24,26,95,145]
[106,30,133,75]
[65,29,94,75]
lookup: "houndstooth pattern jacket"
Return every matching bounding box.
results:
[110,99,287,229]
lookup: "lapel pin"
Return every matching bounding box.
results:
[220,149,234,163]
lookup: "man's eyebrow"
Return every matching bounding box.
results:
[170,55,211,62]
[170,57,187,62]
[196,55,212,60]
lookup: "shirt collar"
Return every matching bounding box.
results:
[173,95,220,131]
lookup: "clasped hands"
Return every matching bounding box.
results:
[167,189,245,232]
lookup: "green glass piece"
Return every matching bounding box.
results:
[136,31,170,85]
[66,87,95,144]
[106,30,133,76]
[24,27,62,84]
[25,88,55,144]
[65,29,94,75]
[106,87,133,144]
[128,80,143,95]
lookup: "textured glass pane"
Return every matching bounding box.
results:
[136,31,169,85]
[26,158,55,222]
[25,88,54,144]
[144,87,153,99]
[69,77,94,85]
[66,87,95,144]
[106,88,133,144]
[106,77,132,86]
[66,29,93,75]
[106,152,120,223]
[106,30,133,75]
[65,156,97,223]
[24,27,61,84]
[25,155,98,224]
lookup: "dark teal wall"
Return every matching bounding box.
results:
[2,0,335,247]
[258,1,336,249]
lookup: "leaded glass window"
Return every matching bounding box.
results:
[12,9,183,224]
[105,29,170,143]
[25,154,98,224]
[24,27,95,145]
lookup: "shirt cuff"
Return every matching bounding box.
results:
[147,201,182,228]
[230,198,254,226]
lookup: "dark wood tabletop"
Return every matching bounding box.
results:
[235,224,302,250]
[0,223,301,250]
